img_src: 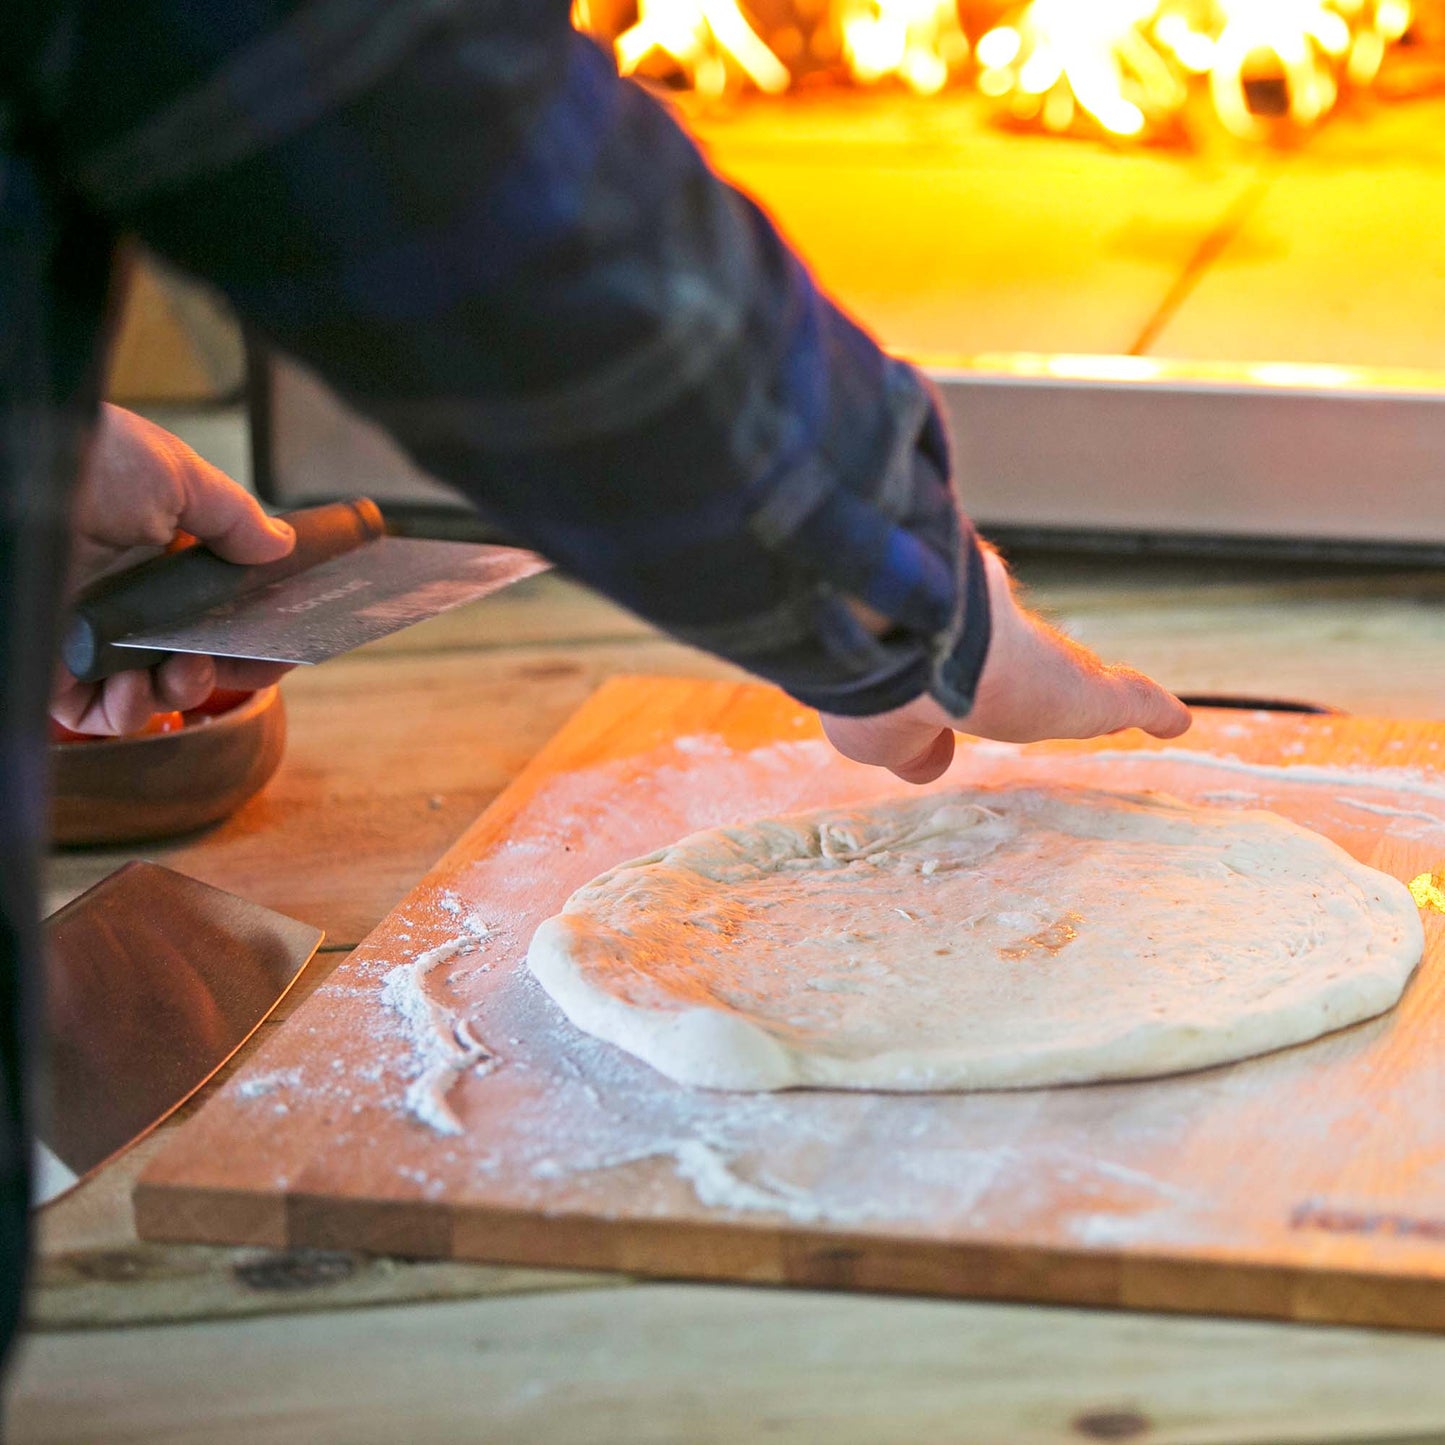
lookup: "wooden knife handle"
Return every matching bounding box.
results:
[62,498,386,684]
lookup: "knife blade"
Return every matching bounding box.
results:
[38,862,324,1200]
[63,497,548,682]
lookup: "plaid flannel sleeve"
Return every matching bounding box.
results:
[35,0,991,717]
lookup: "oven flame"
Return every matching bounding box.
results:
[613,0,791,96]
[965,0,1416,137]
[977,0,1180,137]
[579,0,1424,142]
[839,1,971,94]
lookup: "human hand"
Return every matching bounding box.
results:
[52,405,297,736]
[822,546,1191,784]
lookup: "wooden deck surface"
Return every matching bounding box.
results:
[11,557,1445,1442]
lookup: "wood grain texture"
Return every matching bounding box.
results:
[30,1240,602,1332]
[14,1282,1445,1445]
[136,676,1445,1331]
[30,1089,611,1332]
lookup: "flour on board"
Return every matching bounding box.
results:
[380,927,497,1136]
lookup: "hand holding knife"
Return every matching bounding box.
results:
[64,496,546,683]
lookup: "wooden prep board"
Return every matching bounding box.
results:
[137,677,1445,1329]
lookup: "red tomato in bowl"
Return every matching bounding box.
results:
[49,710,186,744]
[185,688,257,719]
[49,719,97,744]
[49,687,256,744]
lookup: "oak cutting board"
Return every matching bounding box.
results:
[137,677,1445,1330]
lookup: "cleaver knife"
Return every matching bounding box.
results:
[37,862,324,1204]
[63,497,548,683]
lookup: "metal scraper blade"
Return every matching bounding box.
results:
[114,538,548,665]
[38,862,324,1199]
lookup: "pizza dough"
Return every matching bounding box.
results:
[526,785,1425,1091]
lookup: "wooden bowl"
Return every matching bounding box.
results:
[51,685,287,846]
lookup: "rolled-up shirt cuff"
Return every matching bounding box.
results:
[764,520,992,719]
[779,650,934,718]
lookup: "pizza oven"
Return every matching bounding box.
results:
[255,0,1445,560]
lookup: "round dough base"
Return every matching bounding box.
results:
[526,784,1424,1092]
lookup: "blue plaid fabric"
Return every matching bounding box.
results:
[0,130,117,1373]
[15,0,992,718]
[0,0,994,1371]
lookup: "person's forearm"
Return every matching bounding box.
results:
[25,2,989,719]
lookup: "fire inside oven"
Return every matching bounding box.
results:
[258,3,1445,556]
